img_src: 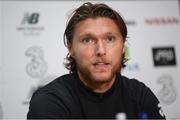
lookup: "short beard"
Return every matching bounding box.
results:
[77,62,121,86]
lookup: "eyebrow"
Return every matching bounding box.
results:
[78,32,120,38]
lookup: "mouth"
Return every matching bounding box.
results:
[93,62,110,71]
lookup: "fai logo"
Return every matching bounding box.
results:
[152,47,176,66]
[157,74,177,105]
[25,46,47,78]
[22,13,39,24]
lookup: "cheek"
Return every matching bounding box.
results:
[109,46,123,62]
[74,47,94,62]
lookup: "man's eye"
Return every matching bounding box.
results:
[106,36,115,43]
[82,37,93,44]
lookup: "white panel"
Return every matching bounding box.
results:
[0,1,4,119]
[0,0,1,114]
[1,0,179,119]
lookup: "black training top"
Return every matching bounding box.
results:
[27,73,165,119]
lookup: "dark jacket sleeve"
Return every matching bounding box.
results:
[140,87,166,119]
[123,77,166,119]
[27,92,70,119]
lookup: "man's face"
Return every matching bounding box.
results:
[68,17,124,84]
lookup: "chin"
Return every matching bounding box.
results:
[91,73,113,83]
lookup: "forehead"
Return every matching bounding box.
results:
[74,17,121,35]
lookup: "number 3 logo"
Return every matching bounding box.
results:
[25,46,47,78]
[157,74,177,105]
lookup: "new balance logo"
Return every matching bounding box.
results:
[22,13,40,24]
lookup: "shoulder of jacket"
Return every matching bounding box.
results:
[29,73,78,112]
[120,75,150,102]
[33,73,76,98]
[121,76,146,89]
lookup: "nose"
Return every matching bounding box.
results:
[95,40,106,57]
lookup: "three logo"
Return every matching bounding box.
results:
[25,46,47,78]
[157,74,177,105]
[152,47,177,105]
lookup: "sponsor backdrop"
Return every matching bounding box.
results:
[0,2,3,119]
[0,0,179,119]
[0,1,3,118]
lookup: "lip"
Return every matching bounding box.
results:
[93,62,109,65]
[93,62,110,71]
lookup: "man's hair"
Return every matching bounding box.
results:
[64,2,128,73]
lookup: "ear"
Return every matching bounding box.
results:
[122,44,125,53]
[67,42,75,58]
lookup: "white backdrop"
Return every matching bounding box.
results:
[0,0,180,119]
[0,2,3,119]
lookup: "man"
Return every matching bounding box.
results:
[27,2,165,119]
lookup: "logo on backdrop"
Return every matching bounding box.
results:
[23,46,58,104]
[152,47,176,66]
[25,46,47,78]
[126,20,137,26]
[16,12,45,36]
[22,13,39,24]
[157,74,177,105]
[145,17,179,25]
[122,46,140,72]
